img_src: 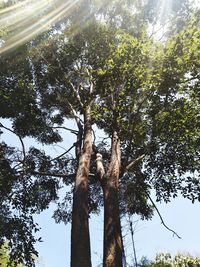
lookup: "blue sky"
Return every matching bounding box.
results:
[34,196,200,267]
[1,120,200,267]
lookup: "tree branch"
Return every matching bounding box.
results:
[38,50,83,130]
[50,142,77,162]
[51,126,78,134]
[0,123,26,162]
[89,81,94,94]
[96,153,105,182]
[52,51,84,108]
[31,171,74,178]
[68,80,84,108]
[125,154,145,171]
[31,171,95,178]
[179,76,199,84]
[147,193,181,239]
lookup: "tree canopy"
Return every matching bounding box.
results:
[0,0,199,266]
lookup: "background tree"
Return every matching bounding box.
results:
[0,242,25,267]
[138,253,200,267]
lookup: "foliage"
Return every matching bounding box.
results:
[0,143,41,266]
[0,0,199,265]
[138,253,200,267]
[0,242,24,267]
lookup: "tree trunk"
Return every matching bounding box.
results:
[102,131,124,267]
[71,106,92,267]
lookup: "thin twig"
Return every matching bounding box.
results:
[147,193,181,239]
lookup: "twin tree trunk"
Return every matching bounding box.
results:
[97,131,124,267]
[71,106,92,267]
[70,103,123,267]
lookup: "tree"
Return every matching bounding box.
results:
[0,141,41,267]
[138,253,200,267]
[0,1,199,266]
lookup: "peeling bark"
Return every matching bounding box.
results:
[71,106,92,267]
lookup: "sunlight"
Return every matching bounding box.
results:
[148,0,173,41]
[0,0,81,54]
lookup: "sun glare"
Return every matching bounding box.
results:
[1,0,198,54]
[0,0,81,54]
[148,0,174,41]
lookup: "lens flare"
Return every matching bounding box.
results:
[0,0,81,54]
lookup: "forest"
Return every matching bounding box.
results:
[0,0,199,266]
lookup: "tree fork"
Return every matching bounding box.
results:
[71,105,93,267]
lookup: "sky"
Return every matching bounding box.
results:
[1,119,200,267]
[33,194,200,267]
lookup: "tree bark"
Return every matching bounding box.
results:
[71,106,92,267]
[97,131,124,267]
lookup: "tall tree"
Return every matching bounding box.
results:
[0,1,199,266]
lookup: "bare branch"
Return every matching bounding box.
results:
[31,170,94,180]
[125,154,145,171]
[147,193,181,239]
[68,80,84,108]
[63,96,84,132]
[50,142,77,162]
[51,126,78,134]
[32,171,74,178]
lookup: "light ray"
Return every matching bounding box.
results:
[0,0,52,27]
[0,0,81,54]
[0,0,30,15]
